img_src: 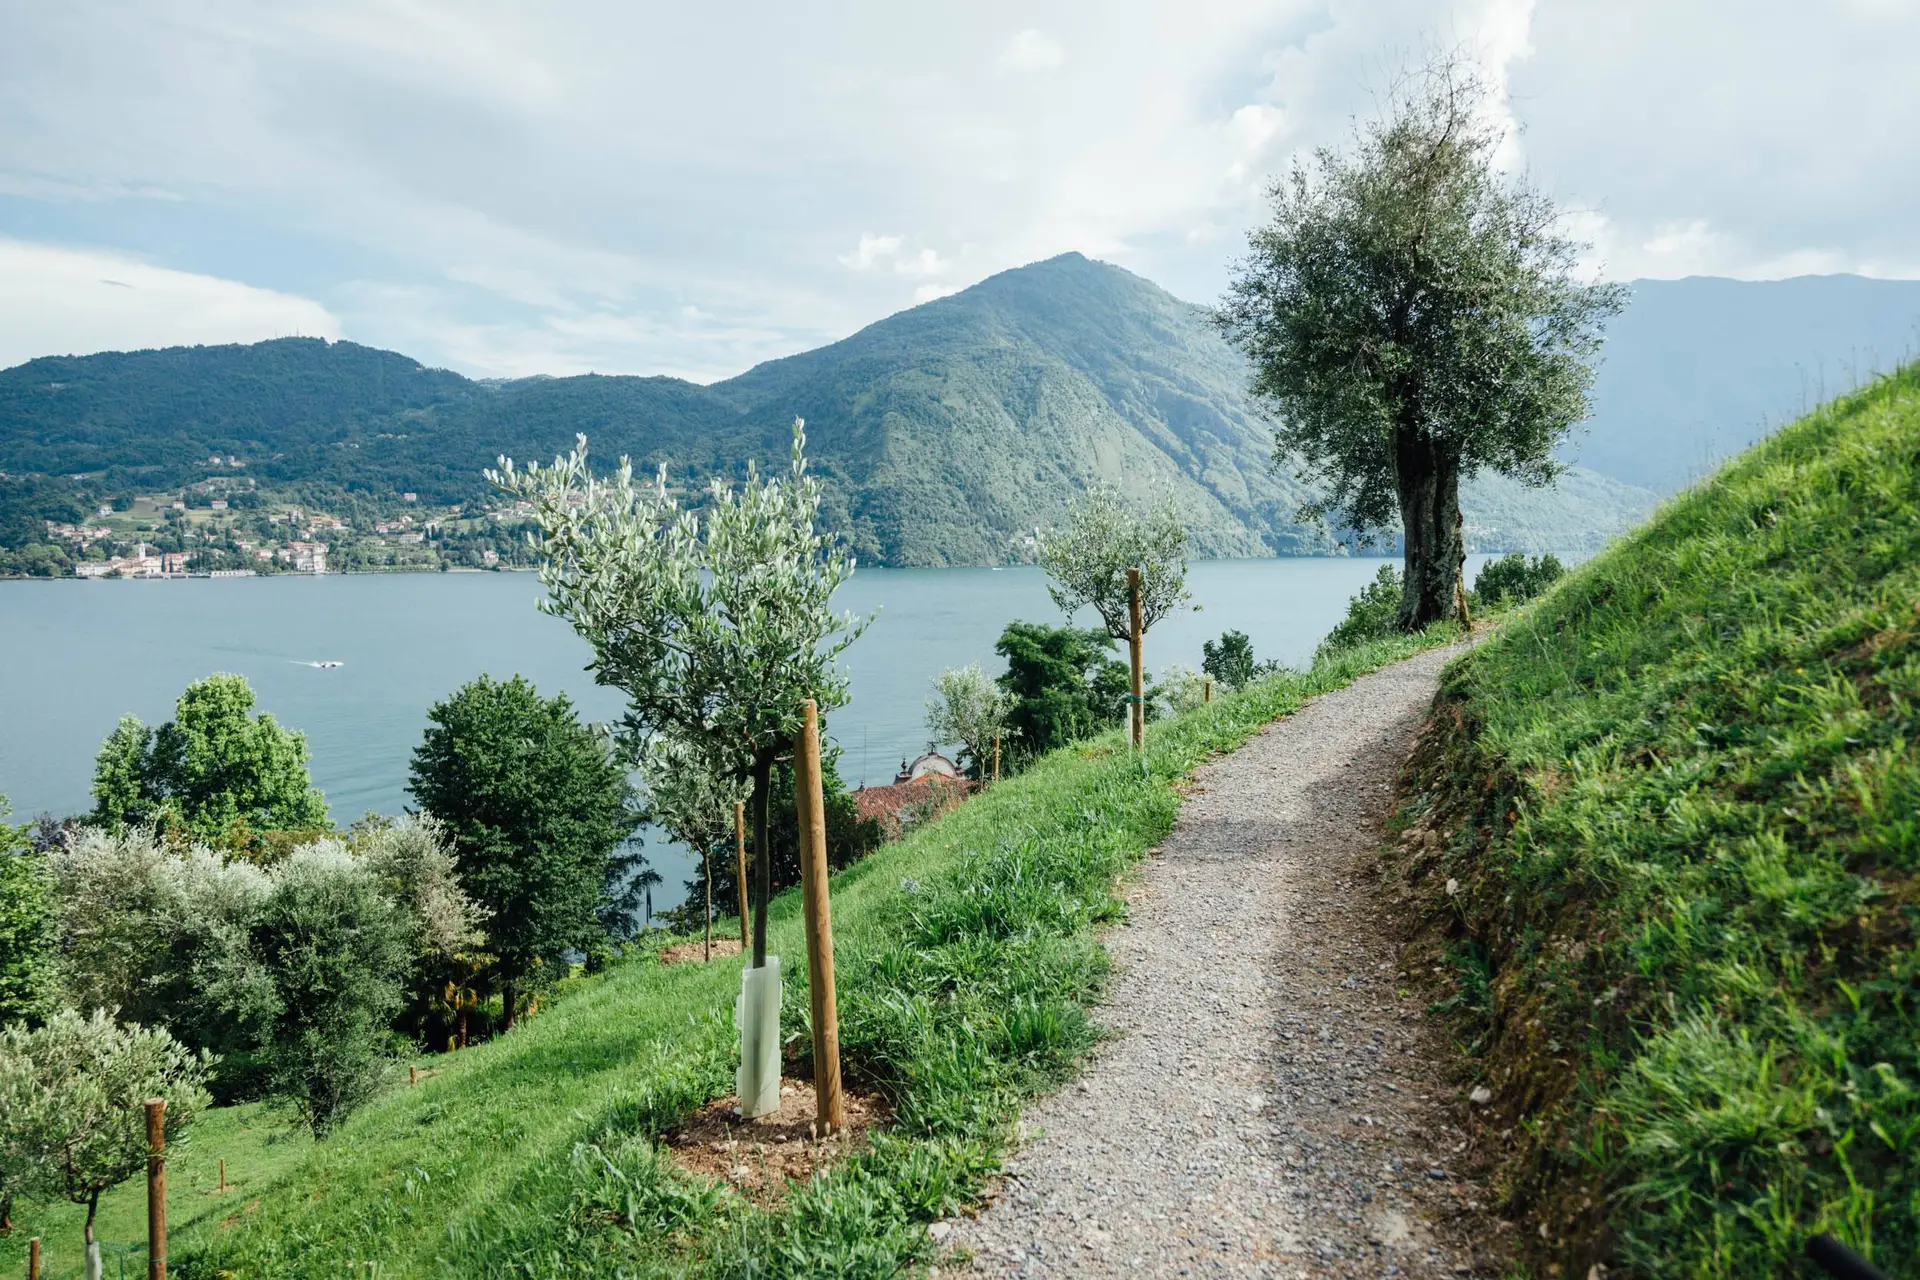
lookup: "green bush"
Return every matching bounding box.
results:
[1316,564,1404,657]
[1470,551,1563,605]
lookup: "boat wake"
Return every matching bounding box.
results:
[292,660,345,669]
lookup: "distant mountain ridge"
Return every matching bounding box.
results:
[12,255,1911,566]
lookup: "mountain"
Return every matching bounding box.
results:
[1,254,1661,565]
[1568,274,1920,491]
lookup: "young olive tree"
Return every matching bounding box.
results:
[1216,56,1625,628]
[1037,490,1191,746]
[924,663,1012,778]
[490,419,865,969]
[0,1010,211,1267]
[639,733,751,957]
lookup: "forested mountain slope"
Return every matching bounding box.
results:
[1,253,1662,564]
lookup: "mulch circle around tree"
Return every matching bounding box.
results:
[656,938,745,965]
[662,1082,891,1201]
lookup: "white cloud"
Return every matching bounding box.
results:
[837,233,904,271]
[0,239,340,370]
[995,29,1065,74]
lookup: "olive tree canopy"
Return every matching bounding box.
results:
[1215,57,1625,628]
[924,662,1013,776]
[1037,490,1190,640]
[490,419,865,967]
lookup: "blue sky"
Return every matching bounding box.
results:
[2,0,1915,380]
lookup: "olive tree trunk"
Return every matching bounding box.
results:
[1394,427,1466,630]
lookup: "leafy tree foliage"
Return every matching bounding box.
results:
[0,1009,210,1259]
[491,420,864,969]
[924,663,1013,777]
[87,673,329,843]
[1037,489,1191,641]
[48,822,479,1117]
[994,622,1130,758]
[0,798,55,1028]
[1472,552,1565,605]
[640,733,752,934]
[1201,630,1257,691]
[1217,57,1625,628]
[1316,565,1405,658]
[408,674,641,1026]
[249,847,414,1136]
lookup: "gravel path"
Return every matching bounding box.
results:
[952,643,1497,1279]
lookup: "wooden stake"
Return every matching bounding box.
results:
[218,1158,226,1193]
[794,699,845,1135]
[1203,677,1212,704]
[409,1065,418,1086]
[1126,567,1145,750]
[991,734,1001,784]
[703,830,713,962]
[145,1098,166,1280]
[733,800,749,949]
[27,1237,38,1280]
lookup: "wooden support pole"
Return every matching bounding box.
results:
[1203,677,1212,704]
[144,1098,166,1280]
[1126,567,1145,750]
[409,1065,418,1086]
[733,800,749,948]
[27,1237,39,1280]
[793,699,845,1135]
[218,1158,226,1193]
[991,734,1001,785]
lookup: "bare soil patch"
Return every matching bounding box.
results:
[657,937,744,965]
[662,1082,890,1201]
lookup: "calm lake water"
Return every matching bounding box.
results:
[0,558,1474,908]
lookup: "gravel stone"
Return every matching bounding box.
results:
[954,644,1496,1278]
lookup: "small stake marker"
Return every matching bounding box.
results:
[1126,567,1145,751]
[409,1065,418,1086]
[1204,677,1212,704]
[733,800,750,948]
[28,1237,40,1280]
[145,1098,167,1280]
[991,733,1001,784]
[794,699,846,1135]
[218,1158,226,1193]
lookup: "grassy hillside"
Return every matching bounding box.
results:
[1395,364,1920,1276]
[1,627,1454,1279]
[0,254,1651,567]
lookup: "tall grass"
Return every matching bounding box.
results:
[0,628,1456,1279]
[1398,364,1920,1277]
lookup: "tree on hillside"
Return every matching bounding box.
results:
[409,675,641,1030]
[640,732,751,951]
[995,621,1131,759]
[88,673,330,845]
[925,663,1013,778]
[0,1010,210,1270]
[1201,630,1259,691]
[1037,490,1190,744]
[0,796,56,1028]
[1216,56,1626,628]
[489,419,866,971]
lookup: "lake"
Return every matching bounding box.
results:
[0,557,1472,908]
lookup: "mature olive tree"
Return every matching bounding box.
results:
[1216,58,1625,628]
[490,419,865,971]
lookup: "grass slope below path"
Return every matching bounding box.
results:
[1393,364,1920,1278]
[0,627,1457,1280]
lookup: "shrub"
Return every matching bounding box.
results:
[0,1009,211,1260]
[994,621,1129,758]
[251,847,414,1137]
[0,797,55,1027]
[1316,564,1404,658]
[1470,551,1563,605]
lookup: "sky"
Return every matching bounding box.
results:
[1,0,1915,381]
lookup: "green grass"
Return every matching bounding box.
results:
[1395,363,1920,1277]
[4,625,1451,1279]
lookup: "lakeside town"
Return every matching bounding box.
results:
[25,457,539,579]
